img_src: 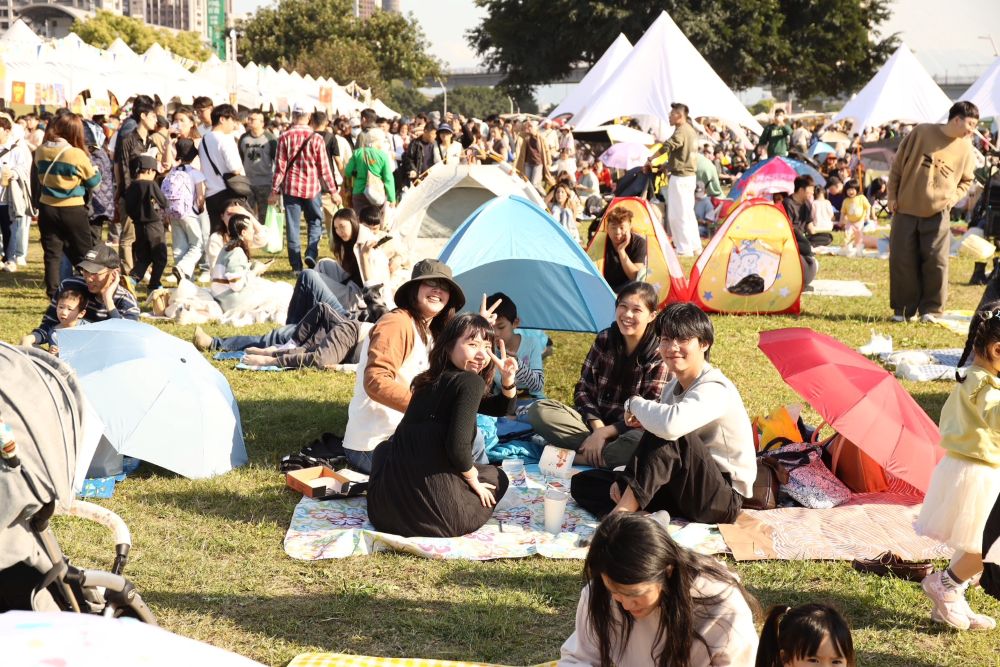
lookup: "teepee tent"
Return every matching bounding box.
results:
[570,11,762,136]
[394,163,546,261]
[955,56,1000,121]
[828,44,952,134]
[439,196,615,332]
[548,33,633,120]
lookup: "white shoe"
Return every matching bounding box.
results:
[197,271,210,284]
[16,257,26,266]
[2,261,15,272]
[920,313,942,324]
[922,571,971,630]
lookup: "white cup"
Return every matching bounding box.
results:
[543,485,569,534]
[501,458,526,486]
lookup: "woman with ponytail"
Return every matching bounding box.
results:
[912,300,1000,630]
[755,604,855,667]
[558,512,759,667]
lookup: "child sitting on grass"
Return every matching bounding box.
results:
[483,291,546,402]
[33,285,88,356]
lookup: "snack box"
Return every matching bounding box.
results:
[286,465,368,498]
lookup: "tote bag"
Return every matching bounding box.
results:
[362,148,387,207]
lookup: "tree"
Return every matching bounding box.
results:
[72,10,210,62]
[468,0,898,100]
[357,10,441,83]
[383,83,430,118]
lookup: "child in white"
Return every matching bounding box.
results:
[812,187,835,232]
[914,302,1000,630]
[839,179,870,256]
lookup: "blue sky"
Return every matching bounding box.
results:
[232,0,1000,91]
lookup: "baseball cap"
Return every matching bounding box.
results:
[130,154,158,173]
[77,245,121,273]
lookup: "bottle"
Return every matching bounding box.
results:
[0,418,19,468]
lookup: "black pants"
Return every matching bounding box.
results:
[38,204,94,297]
[983,492,1000,602]
[131,220,167,289]
[571,433,742,524]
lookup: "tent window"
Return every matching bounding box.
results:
[725,239,781,295]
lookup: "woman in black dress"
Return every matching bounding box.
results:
[367,312,520,538]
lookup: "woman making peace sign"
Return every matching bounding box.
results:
[367,312,520,538]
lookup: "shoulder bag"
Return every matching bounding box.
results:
[362,147,387,207]
[273,131,319,195]
[203,137,252,199]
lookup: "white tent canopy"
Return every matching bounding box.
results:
[548,33,632,120]
[829,44,952,133]
[955,56,1000,122]
[569,11,762,136]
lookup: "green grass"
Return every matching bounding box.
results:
[3,226,1000,667]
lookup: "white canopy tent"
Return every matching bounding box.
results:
[548,33,632,120]
[954,56,1000,121]
[569,11,762,137]
[828,44,952,134]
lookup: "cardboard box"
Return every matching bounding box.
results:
[286,465,368,499]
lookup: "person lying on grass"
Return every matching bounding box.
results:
[570,302,756,525]
[525,281,668,469]
[558,512,759,667]
[366,312,518,538]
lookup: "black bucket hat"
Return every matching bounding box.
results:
[394,259,465,312]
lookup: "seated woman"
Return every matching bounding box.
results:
[558,512,758,666]
[193,302,368,370]
[571,303,756,524]
[284,208,394,325]
[367,313,519,538]
[342,259,464,474]
[526,282,668,469]
[203,201,268,271]
[209,215,286,317]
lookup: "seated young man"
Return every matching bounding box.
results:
[484,292,546,402]
[602,207,646,293]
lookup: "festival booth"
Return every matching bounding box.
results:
[586,197,689,307]
[688,200,804,315]
[438,196,615,333]
[567,11,762,146]
[393,163,546,262]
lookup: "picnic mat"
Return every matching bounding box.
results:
[289,654,556,667]
[933,310,973,337]
[878,348,963,382]
[719,478,951,561]
[283,465,727,561]
[803,279,873,297]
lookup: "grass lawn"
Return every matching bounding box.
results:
[3,225,1000,667]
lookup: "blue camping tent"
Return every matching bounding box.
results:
[438,195,615,332]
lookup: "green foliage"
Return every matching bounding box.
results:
[383,82,430,118]
[750,99,776,115]
[469,0,898,99]
[240,1,440,95]
[427,86,512,119]
[71,10,211,62]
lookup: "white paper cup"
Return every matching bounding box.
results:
[543,485,569,534]
[501,458,526,486]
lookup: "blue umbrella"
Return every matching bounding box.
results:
[809,141,836,158]
[58,319,247,479]
[784,157,827,187]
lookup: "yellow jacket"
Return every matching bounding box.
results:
[939,365,1000,467]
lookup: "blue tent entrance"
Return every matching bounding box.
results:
[438,195,615,332]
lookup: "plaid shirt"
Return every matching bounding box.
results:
[272,125,336,199]
[574,326,669,432]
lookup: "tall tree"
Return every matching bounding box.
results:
[468,0,897,99]
[72,10,211,62]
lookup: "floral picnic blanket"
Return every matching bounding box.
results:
[283,465,728,561]
[288,653,556,667]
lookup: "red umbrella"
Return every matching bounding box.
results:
[758,327,943,492]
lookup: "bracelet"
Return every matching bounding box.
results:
[502,381,516,391]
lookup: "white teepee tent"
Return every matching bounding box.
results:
[548,33,632,120]
[829,44,952,133]
[955,56,1000,121]
[569,11,762,135]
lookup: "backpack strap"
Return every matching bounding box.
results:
[274,131,317,193]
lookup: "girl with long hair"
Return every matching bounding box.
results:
[559,512,758,666]
[526,281,669,469]
[755,604,855,667]
[341,259,465,474]
[33,112,101,296]
[912,301,1000,630]
[367,313,519,537]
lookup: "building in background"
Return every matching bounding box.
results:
[0,0,232,42]
[355,0,400,20]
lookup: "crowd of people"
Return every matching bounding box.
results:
[2,90,998,664]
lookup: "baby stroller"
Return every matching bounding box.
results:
[0,341,155,623]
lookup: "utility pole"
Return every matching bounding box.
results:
[980,35,999,58]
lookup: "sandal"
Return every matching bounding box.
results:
[851,551,933,582]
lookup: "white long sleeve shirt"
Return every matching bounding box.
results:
[559,577,758,666]
[628,364,756,497]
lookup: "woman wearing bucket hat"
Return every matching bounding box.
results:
[342,259,466,474]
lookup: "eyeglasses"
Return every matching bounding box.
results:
[81,268,109,279]
[423,279,447,290]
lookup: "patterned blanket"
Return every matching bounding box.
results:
[283,465,727,561]
[288,654,556,667]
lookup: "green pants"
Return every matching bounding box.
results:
[525,399,643,469]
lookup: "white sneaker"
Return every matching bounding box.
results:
[922,571,971,630]
[163,274,178,285]
[948,580,997,630]
[920,313,942,324]
[15,257,26,266]
[197,271,210,284]
[2,261,15,272]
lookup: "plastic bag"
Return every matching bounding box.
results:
[264,204,283,254]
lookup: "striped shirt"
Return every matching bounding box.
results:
[271,125,336,200]
[35,140,101,207]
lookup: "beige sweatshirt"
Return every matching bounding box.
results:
[664,122,699,176]
[887,123,976,217]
